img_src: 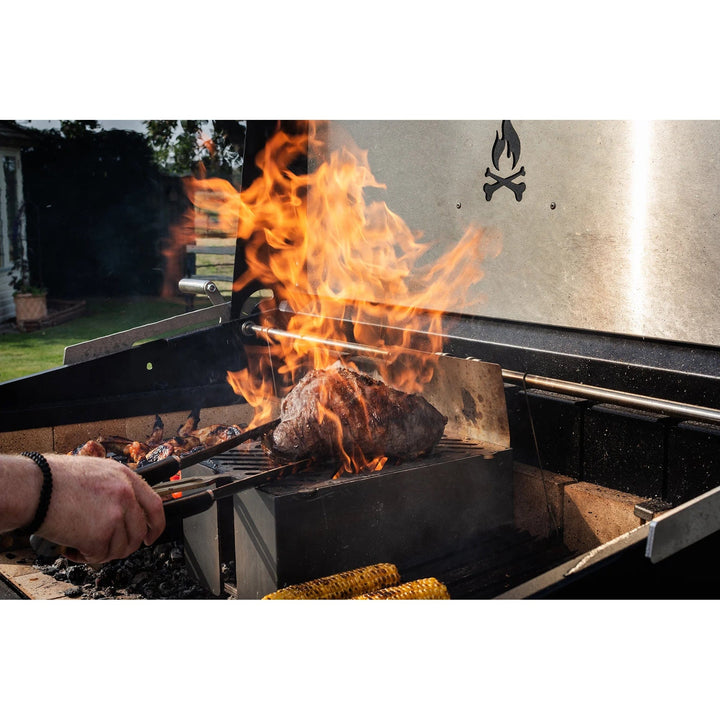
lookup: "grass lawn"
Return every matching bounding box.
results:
[0,296,210,383]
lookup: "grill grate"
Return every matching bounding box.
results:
[191,436,487,482]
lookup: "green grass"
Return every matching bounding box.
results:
[0,296,210,383]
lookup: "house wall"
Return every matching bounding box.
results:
[0,145,26,323]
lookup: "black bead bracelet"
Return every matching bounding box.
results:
[20,451,53,535]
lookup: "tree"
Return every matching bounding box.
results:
[58,121,100,139]
[144,120,246,183]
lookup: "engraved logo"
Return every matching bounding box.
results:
[483,120,526,202]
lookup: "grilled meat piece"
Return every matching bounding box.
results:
[141,435,203,464]
[69,439,107,457]
[264,366,447,465]
[67,411,245,468]
[191,423,243,447]
[123,440,152,463]
[139,425,242,464]
[177,409,200,437]
[147,415,164,445]
[176,409,243,447]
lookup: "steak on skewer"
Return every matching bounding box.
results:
[263,366,448,467]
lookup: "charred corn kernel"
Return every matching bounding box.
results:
[262,563,401,600]
[354,577,450,600]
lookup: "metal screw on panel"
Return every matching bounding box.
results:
[456,202,462,209]
[550,202,556,210]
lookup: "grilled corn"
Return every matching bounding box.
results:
[354,577,450,600]
[262,562,401,599]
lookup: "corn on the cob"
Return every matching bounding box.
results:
[354,577,450,600]
[262,563,401,600]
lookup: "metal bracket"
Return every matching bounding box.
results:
[63,279,231,364]
[63,303,231,364]
[645,484,720,563]
[634,498,672,522]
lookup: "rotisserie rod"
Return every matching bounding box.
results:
[244,321,720,426]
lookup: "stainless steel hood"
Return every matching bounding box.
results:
[325,120,720,347]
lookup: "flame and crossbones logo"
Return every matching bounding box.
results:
[483,120,526,202]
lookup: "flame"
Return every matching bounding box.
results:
[178,121,500,473]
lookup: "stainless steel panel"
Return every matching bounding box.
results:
[646,483,720,563]
[322,120,720,347]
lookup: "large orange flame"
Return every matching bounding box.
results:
[179,121,500,471]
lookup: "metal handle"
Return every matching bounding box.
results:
[162,490,216,521]
[178,278,226,306]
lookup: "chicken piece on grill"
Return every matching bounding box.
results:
[141,435,203,464]
[177,409,200,437]
[147,415,164,446]
[69,439,107,457]
[68,410,245,467]
[176,409,244,447]
[264,366,448,465]
[140,424,243,464]
[191,423,243,447]
[123,441,152,463]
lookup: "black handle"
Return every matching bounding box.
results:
[161,489,216,521]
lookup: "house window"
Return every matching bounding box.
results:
[1,150,23,269]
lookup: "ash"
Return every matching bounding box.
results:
[33,542,232,600]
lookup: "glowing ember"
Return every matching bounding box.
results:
[179,121,500,473]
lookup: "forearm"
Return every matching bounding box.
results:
[0,453,165,564]
[0,454,43,532]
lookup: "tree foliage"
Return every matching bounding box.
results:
[143,120,246,183]
[58,121,101,139]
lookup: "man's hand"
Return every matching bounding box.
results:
[4,453,166,564]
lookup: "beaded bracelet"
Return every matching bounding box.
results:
[20,451,53,535]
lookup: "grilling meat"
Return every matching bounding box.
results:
[190,423,243,447]
[69,439,107,457]
[141,435,203,464]
[264,366,448,465]
[67,410,245,467]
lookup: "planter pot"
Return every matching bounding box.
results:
[14,292,48,329]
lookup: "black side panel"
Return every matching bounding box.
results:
[0,319,251,431]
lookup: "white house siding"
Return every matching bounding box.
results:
[0,145,26,323]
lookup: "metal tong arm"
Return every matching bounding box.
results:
[161,460,314,521]
[135,419,280,486]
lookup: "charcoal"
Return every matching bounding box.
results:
[32,540,221,600]
[113,567,132,588]
[95,565,116,588]
[66,565,88,585]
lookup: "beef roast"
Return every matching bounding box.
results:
[264,366,448,465]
